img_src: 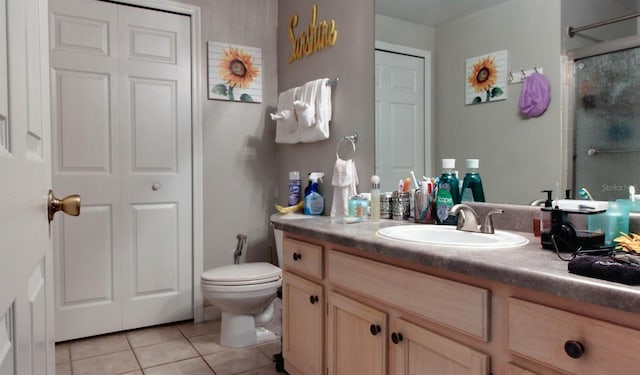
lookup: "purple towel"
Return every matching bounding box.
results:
[519,72,551,118]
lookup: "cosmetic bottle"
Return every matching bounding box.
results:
[288,171,301,206]
[370,175,380,221]
[435,159,460,225]
[461,159,485,202]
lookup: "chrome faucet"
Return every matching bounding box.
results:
[449,204,504,234]
[529,199,546,206]
[234,234,247,264]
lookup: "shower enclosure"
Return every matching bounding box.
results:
[569,39,640,201]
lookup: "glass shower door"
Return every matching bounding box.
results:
[574,47,640,201]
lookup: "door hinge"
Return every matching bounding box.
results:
[326,302,329,315]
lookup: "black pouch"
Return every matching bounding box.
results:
[568,255,640,285]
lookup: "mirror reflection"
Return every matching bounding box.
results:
[375,0,640,204]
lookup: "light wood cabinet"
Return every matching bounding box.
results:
[326,250,490,375]
[508,297,640,375]
[328,250,490,341]
[282,237,325,375]
[280,231,640,375]
[283,237,324,279]
[504,363,539,375]
[390,318,489,375]
[282,271,324,375]
[327,291,387,375]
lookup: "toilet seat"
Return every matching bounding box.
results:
[202,262,281,286]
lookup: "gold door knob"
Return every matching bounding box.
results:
[48,190,81,222]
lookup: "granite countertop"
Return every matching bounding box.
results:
[272,214,640,315]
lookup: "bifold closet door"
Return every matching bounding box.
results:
[50,0,192,341]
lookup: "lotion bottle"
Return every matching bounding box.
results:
[370,175,381,221]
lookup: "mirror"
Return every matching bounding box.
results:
[375,0,640,204]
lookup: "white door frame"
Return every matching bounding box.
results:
[375,41,432,176]
[99,0,204,322]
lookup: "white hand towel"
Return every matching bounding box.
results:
[300,78,332,143]
[330,158,358,217]
[293,80,318,127]
[272,87,300,144]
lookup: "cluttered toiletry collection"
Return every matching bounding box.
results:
[278,158,640,255]
[281,158,486,225]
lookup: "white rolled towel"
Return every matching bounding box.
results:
[271,87,300,144]
[300,78,332,143]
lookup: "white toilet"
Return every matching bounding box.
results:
[201,214,293,348]
[201,262,282,348]
[201,213,310,348]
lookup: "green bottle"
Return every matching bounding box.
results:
[435,159,461,225]
[461,159,485,202]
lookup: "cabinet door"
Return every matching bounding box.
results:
[390,318,489,375]
[282,271,324,375]
[327,292,387,375]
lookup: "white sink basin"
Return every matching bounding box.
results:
[376,225,529,248]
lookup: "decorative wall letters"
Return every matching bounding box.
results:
[288,4,338,63]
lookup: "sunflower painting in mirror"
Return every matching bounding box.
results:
[465,50,507,105]
[208,42,262,102]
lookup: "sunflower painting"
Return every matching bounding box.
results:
[208,42,262,102]
[465,50,507,105]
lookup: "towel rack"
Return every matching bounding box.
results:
[587,147,640,156]
[326,78,339,86]
[336,132,357,160]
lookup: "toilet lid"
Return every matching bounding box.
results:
[201,262,281,284]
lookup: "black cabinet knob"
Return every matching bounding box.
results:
[391,332,404,344]
[309,295,319,304]
[369,324,381,336]
[292,252,302,261]
[564,340,585,359]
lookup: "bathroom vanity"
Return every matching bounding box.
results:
[272,215,640,375]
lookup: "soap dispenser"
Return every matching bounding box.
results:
[538,190,554,238]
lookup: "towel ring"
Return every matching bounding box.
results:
[336,137,356,160]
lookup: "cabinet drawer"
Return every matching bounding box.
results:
[328,250,489,341]
[508,297,640,375]
[283,237,323,279]
[504,363,538,375]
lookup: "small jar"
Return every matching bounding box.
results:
[348,196,359,217]
[392,191,410,220]
[380,192,392,219]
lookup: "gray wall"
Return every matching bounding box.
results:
[374,14,435,52]
[434,0,563,204]
[176,0,279,270]
[562,0,638,51]
[276,0,375,213]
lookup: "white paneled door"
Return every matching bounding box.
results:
[0,0,55,373]
[375,49,427,193]
[50,0,193,341]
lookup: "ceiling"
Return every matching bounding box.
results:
[375,0,640,27]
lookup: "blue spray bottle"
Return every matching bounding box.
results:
[304,172,325,215]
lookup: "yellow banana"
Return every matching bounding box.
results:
[275,200,304,214]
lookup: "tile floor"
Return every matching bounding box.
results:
[55,320,282,375]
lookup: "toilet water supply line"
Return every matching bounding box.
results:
[234,234,247,264]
